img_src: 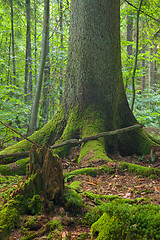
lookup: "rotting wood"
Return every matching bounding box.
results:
[0,124,143,161]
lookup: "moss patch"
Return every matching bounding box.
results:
[119,161,160,177]
[90,202,160,240]
[84,191,147,206]
[68,181,82,191]
[0,158,29,175]
[78,106,111,163]
[63,188,83,214]
[64,165,114,183]
[91,212,121,240]
[0,206,20,239]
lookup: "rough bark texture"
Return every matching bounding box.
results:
[62,0,158,158]
[29,145,64,200]
[11,145,64,201]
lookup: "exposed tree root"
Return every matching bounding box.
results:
[0,105,159,176]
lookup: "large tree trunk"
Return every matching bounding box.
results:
[62,0,155,159]
[0,0,158,168]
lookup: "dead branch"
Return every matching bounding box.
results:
[0,120,41,147]
[50,124,143,149]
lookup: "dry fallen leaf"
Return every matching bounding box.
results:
[62,231,67,239]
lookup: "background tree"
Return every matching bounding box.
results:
[27,0,50,136]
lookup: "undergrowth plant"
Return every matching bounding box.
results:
[127,86,160,128]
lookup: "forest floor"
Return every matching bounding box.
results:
[0,127,160,240]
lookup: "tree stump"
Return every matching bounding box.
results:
[11,145,64,202]
[29,145,64,201]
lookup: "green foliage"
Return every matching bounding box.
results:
[133,87,160,127]
[0,85,30,146]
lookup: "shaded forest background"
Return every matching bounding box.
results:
[0,0,160,146]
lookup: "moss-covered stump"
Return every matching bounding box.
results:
[0,145,64,239]
[24,144,64,201]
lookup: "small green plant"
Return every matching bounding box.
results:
[127,87,160,129]
[77,232,90,240]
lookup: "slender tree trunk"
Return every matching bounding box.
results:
[7,33,11,85]
[149,48,154,87]
[58,0,63,103]
[131,0,143,111]
[27,0,50,136]
[10,0,16,85]
[24,0,32,103]
[125,14,133,90]
[34,0,37,86]
[141,21,146,91]
[154,44,158,84]
[42,31,50,125]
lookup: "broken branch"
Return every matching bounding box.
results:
[50,124,143,149]
[0,120,41,147]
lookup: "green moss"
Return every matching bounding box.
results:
[78,140,109,163]
[64,165,114,182]
[53,105,81,157]
[68,180,82,191]
[64,188,83,214]
[84,191,147,206]
[0,158,29,175]
[90,202,160,240]
[137,129,160,154]
[119,161,160,177]
[64,167,101,181]
[24,215,42,230]
[45,219,63,232]
[0,206,20,239]
[78,106,111,163]
[7,194,28,214]
[46,220,63,240]
[28,195,43,215]
[91,213,122,240]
